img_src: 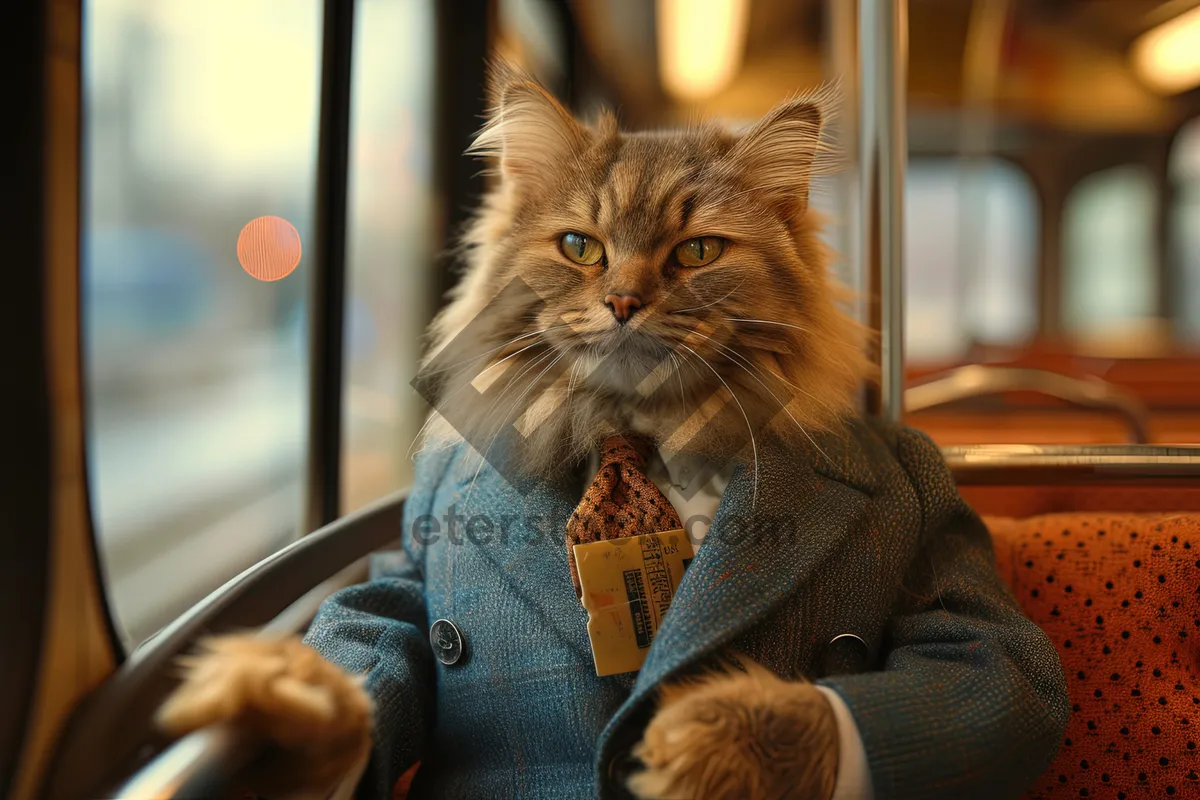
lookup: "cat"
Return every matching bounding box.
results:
[158,62,870,800]
[418,63,866,483]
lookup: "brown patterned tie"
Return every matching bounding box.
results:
[565,433,683,597]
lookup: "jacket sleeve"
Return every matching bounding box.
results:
[302,450,453,800]
[817,427,1070,800]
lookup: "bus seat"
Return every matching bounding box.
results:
[984,512,1200,797]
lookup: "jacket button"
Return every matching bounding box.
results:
[607,749,639,793]
[430,618,464,666]
[820,632,869,676]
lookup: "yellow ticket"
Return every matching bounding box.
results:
[574,529,694,676]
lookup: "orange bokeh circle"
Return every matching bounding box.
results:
[237,216,302,281]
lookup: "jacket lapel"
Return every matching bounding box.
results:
[598,421,885,765]
[633,431,872,694]
[444,440,593,658]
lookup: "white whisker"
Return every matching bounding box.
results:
[420,324,571,377]
[465,350,565,504]
[670,280,745,315]
[407,333,563,459]
[724,317,812,335]
[676,343,758,510]
[706,339,833,466]
[667,352,687,409]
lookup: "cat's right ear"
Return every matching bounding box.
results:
[469,63,586,191]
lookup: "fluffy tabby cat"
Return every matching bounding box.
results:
[158,64,869,799]
[419,65,866,483]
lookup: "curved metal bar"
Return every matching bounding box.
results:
[943,444,1200,485]
[41,489,407,800]
[905,365,1153,444]
[110,724,253,800]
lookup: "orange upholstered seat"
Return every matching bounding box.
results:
[985,513,1200,798]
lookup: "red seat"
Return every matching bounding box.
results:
[986,513,1200,797]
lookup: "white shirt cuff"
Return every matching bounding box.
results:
[816,685,875,800]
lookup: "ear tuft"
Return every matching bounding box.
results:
[469,60,586,189]
[728,83,841,212]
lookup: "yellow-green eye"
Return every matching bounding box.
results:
[560,232,604,265]
[675,236,725,267]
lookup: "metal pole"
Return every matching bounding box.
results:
[305,0,356,532]
[860,0,907,422]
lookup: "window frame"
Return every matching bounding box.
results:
[0,3,55,795]
[17,1,496,797]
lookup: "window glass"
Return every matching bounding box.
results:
[497,0,567,92]
[1170,119,1200,344]
[1062,165,1158,343]
[84,0,321,647]
[340,0,436,512]
[905,159,1039,364]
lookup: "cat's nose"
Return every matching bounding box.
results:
[604,293,643,324]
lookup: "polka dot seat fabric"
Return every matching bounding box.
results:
[986,513,1200,798]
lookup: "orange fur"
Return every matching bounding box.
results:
[421,63,870,481]
[156,634,372,798]
[629,660,839,800]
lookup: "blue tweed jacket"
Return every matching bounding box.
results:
[304,418,1069,799]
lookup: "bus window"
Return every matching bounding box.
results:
[83,0,322,647]
[340,0,436,513]
[905,158,1039,364]
[1170,118,1200,345]
[1062,164,1159,350]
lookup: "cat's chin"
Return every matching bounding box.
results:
[561,339,681,399]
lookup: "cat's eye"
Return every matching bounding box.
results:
[674,237,725,268]
[560,232,604,266]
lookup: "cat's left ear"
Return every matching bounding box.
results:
[728,89,832,215]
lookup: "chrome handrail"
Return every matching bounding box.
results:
[46,488,407,800]
[111,560,370,800]
[942,443,1200,484]
[905,365,1152,444]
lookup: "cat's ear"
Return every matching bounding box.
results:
[470,63,586,190]
[727,87,834,214]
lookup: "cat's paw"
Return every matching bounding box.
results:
[156,634,372,797]
[628,661,839,800]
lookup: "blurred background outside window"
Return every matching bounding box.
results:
[905,158,1039,363]
[1063,164,1159,350]
[85,0,322,645]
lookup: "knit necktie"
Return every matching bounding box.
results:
[565,434,683,597]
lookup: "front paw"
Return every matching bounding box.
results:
[629,661,838,800]
[156,634,372,797]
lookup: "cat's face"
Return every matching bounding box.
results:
[487,125,806,392]
[421,66,868,477]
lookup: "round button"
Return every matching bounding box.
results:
[820,632,870,677]
[607,749,637,785]
[430,619,464,666]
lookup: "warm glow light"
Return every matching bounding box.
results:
[237,216,302,281]
[1131,5,1200,94]
[657,0,749,101]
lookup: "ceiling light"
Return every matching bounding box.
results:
[657,0,749,101]
[1131,4,1200,94]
